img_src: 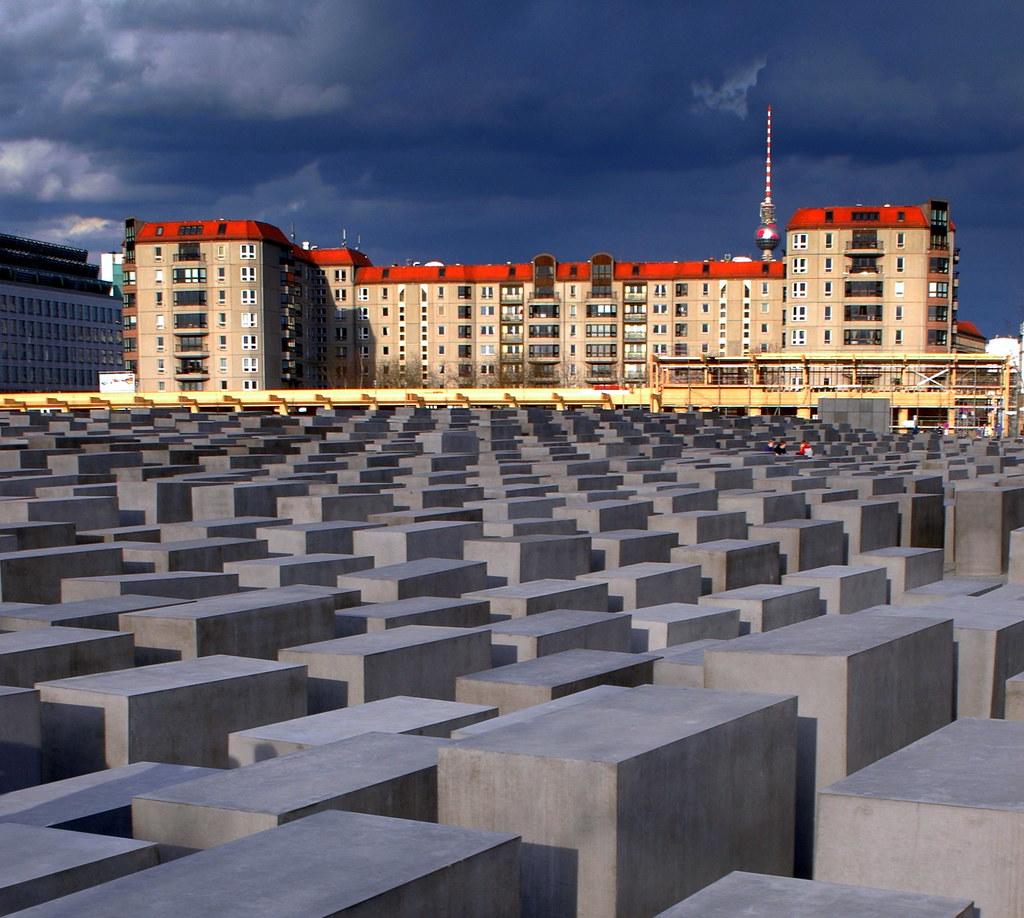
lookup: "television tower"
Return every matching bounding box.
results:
[755,105,780,261]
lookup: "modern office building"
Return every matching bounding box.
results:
[783,200,958,353]
[0,232,121,392]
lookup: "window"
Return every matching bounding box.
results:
[357,287,368,301]
[242,357,258,372]
[928,329,948,346]
[674,323,688,336]
[243,379,259,390]
[241,312,258,328]
[701,323,709,334]
[481,286,494,299]
[219,358,228,373]
[154,269,163,284]
[652,324,668,334]
[480,344,496,356]
[824,330,832,344]
[653,283,667,296]
[845,329,883,346]
[824,257,833,272]
[357,306,369,321]
[240,289,257,305]
[824,306,832,321]
[218,290,226,304]
[240,244,256,259]
[218,336,227,349]
[791,305,807,321]
[791,257,807,274]
[675,283,688,296]
[480,305,494,316]
[791,282,807,298]
[240,266,256,282]
[701,303,710,313]
[791,233,808,250]
[155,335,164,352]
[652,303,667,314]
[895,330,903,345]
[824,232,834,249]
[844,304,884,322]
[928,281,949,298]
[896,232,905,248]
[241,335,258,351]
[894,281,905,298]
[824,281,833,297]
[155,314,165,330]
[895,305,904,321]
[896,256,905,273]
[156,358,165,373]
[171,267,205,284]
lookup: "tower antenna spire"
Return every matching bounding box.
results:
[755,104,780,262]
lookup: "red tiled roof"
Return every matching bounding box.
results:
[354,259,783,284]
[787,206,930,230]
[614,260,784,279]
[956,320,985,339]
[136,220,294,246]
[306,247,373,268]
[356,264,532,283]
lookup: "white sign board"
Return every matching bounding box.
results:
[98,372,136,394]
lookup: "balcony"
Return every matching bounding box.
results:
[173,252,205,262]
[623,330,647,342]
[174,371,209,381]
[587,286,614,300]
[529,291,559,302]
[845,238,883,252]
[623,310,647,323]
[623,291,647,303]
[502,334,523,343]
[586,306,617,318]
[500,310,523,322]
[500,294,524,305]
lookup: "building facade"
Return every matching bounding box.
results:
[121,218,369,392]
[121,200,975,394]
[0,233,121,392]
[784,200,958,353]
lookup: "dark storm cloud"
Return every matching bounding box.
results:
[2,0,1023,331]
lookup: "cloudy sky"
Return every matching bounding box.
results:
[2,0,1022,333]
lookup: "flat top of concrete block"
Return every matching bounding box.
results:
[232,697,496,747]
[452,685,630,739]
[12,809,516,918]
[283,624,483,657]
[73,572,233,584]
[855,547,943,560]
[461,647,658,687]
[0,762,219,827]
[0,626,128,651]
[338,558,483,579]
[655,638,730,664]
[785,564,886,580]
[225,553,370,568]
[754,518,842,530]
[674,538,775,552]
[489,610,629,636]
[0,822,155,887]
[630,603,738,625]
[37,655,304,697]
[138,733,447,814]
[468,533,589,546]
[0,544,120,561]
[117,537,260,551]
[865,602,1024,630]
[262,521,377,533]
[706,613,946,658]
[467,578,605,599]
[340,597,489,619]
[361,520,478,535]
[122,586,336,621]
[0,595,188,623]
[704,584,819,602]
[179,517,281,528]
[591,529,673,542]
[583,562,698,579]
[822,718,1024,812]
[0,684,36,698]
[903,577,1003,597]
[454,684,793,763]
[657,870,974,917]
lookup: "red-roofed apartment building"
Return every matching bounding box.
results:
[119,200,970,393]
[784,200,960,353]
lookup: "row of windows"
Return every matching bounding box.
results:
[353,281,773,301]
[0,366,103,387]
[0,343,120,364]
[0,293,119,325]
[0,318,119,343]
[791,231,911,250]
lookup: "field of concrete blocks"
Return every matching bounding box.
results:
[0,405,1022,916]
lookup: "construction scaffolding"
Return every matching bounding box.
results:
[650,352,1013,434]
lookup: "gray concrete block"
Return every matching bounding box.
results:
[279,625,492,712]
[228,696,497,765]
[465,578,609,618]
[671,539,781,593]
[337,558,488,602]
[700,584,822,633]
[13,809,519,918]
[0,823,158,914]
[134,733,448,851]
[334,596,491,636]
[0,686,39,793]
[38,655,307,777]
[440,684,796,917]
[747,519,845,573]
[488,609,632,664]
[655,870,974,917]
[0,628,134,688]
[815,718,1024,918]
[629,603,740,651]
[782,565,888,615]
[455,648,657,714]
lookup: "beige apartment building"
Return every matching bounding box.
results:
[783,200,958,353]
[121,218,369,392]
[120,200,968,394]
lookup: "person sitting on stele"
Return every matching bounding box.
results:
[773,439,787,455]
